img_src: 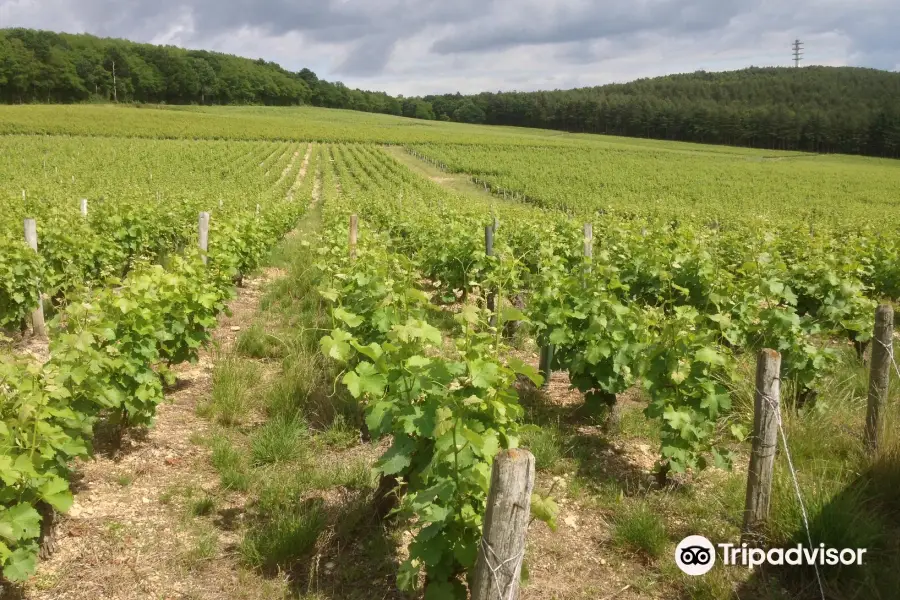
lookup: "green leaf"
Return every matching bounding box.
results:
[366,401,394,435]
[730,424,747,442]
[342,361,386,399]
[377,437,415,475]
[469,359,500,389]
[2,547,37,582]
[531,493,559,531]
[406,355,432,369]
[500,306,527,323]
[0,504,41,543]
[507,356,543,387]
[39,476,73,513]
[320,329,353,362]
[334,307,364,328]
[694,346,725,365]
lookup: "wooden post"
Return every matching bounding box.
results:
[349,214,358,260]
[742,349,781,541]
[485,225,496,326]
[198,212,210,265]
[23,219,46,339]
[538,344,554,390]
[80,199,88,217]
[866,304,894,451]
[471,449,535,600]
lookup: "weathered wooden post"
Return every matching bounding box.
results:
[80,199,88,217]
[485,225,496,327]
[866,304,894,452]
[198,211,210,265]
[23,218,47,339]
[471,449,535,600]
[742,348,781,541]
[349,214,358,260]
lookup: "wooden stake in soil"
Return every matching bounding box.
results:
[742,348,781,541]
[80,198,88,217]
[866,304,894,452]
[485,225,496,326]
[471,449,535,600]
[198,211,210,265]
[23,218,47,339]
[349,214,358,260]
[538,345,554,390]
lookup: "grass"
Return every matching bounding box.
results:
[521,423,569,473]
[200,354,261,426]
[237,322,284,359]
[250,416,309,466]
[318,414,359,449]
[189,495,217,517]
[210,435,252,492]
[116,473,134,487]
[611,503,669,559]
[239,500,328,572]
[184,527,219,570]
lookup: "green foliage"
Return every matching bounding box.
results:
[315,207,549,597]
[0,138,312,583]
[0,353,87,581]
[0,236,42,329]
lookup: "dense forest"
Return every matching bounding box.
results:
[2,28,900,157]
[420,68,900,157]
[0,28,435,118]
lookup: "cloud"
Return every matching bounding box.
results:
[0,0,898,95]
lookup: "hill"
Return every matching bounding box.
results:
[0,28,416,115]
[419,67,900,157]
[1,28,899,157]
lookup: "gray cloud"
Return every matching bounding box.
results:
[1,0,898,94]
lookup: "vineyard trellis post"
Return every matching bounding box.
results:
[471,449,535,600]
[742,348,781,541]
[23,218,47,339]
[865,304,893,452]
[349,214,358,260]
[80,199,88,217]
[485,224,496,327]
[198,211,210,265]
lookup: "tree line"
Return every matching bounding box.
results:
[0,28,434,116]
[418,67,900,158]
[2,29,899,158]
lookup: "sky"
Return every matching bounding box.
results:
[1,0,898,96]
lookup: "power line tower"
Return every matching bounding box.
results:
[792,39,804,67]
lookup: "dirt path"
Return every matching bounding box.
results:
[382,145,496,200]
[23,270,286,600]
[275,145,302,185]
[288,143,313,201]
[21,146,321,600]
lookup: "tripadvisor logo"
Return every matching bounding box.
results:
[675,535,867,575]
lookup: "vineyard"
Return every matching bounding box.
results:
[1,105,900,600]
